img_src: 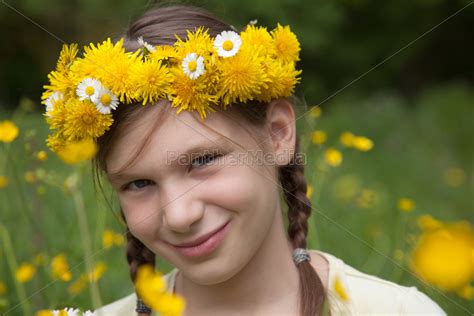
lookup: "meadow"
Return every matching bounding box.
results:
[0,82,472,315]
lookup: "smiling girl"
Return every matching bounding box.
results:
[42,4,446,316]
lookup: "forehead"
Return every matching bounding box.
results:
[105,104,257,174]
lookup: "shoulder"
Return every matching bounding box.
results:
[94,269,177,316]
[311,249,447,315]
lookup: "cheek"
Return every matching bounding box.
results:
[119,194,162,241]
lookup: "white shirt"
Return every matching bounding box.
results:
[95,249,446,315]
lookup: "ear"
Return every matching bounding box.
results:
[265,98,296,166]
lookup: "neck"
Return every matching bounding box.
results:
[175,206,300,314]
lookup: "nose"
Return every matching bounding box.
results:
[160,181,205,233]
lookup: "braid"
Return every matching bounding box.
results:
[121,210,155,316]
[279,138,326,316]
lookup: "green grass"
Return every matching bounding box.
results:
[0,82,472,315]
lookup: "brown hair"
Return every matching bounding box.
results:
[94,4,326,316]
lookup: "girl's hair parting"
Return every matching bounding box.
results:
[94,4,326,316]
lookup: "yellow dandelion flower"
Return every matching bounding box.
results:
[113,233,125,246]
[417,215,443,231]
[340,132,354,147]
[271,24,300,64]
[352,136,374,152]
[102,229,115,249]
[217,45,269,106]
[46,133,66,153]
[42,44,78,100]
[410,221,473,291]
[0,120,19,143]
[88,262,107,282]
[241,25,275,56]
[0,281,6,295]
[135,265,185,316]
[35,310,54,316]
[170,67,218,120]
[325,148,343,167]
[129,58,173,105]
[309,106,321,118]
[174,27,214,59]
[0,176,8,189]
[16,263,36,283]
[334,275,349,301]
[256,58,301,102]
[37,150,47,161]
[398,198,415,212]
[63,99,113,140]
[71,38,140,103]
[56,138,98,165]
[45,98,68,133]
[444,167,466,187]
[311,130,327,145]
[68,276,87,295]
[51,254,72,282]
[56,43,78,74]
[306,185,313,199]
[150,45,178,61]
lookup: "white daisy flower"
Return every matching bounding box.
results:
[44,92,64,116]
[76,77,102,101]
[91,87,119,114]
[214,30,242,58]
[182,53,205,80]
[52,308,80,316]
[137,36,156,53]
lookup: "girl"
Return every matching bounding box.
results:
[43,4,446,316]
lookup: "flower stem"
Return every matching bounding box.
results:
[0,223,31,315]
[71,169,102,309]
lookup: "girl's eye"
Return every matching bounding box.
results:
[190,153,223,169]
[125,179,153,191]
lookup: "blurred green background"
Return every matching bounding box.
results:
[0,0,473,315]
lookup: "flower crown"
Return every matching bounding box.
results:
[41,23,302,153]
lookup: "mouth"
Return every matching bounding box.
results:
[170,221,230,258]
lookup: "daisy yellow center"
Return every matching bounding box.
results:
[85,86,95,96]
[223,40,234,51]
[188,61,197,72]
[100,94,111,106]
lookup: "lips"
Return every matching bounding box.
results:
[172,221,229,248]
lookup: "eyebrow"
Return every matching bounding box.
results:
[107,136,233,181]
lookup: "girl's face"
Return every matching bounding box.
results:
[106,103,291,285]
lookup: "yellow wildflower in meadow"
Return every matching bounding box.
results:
[0,120,19,143]
[398,198,415,212]
[88,262,107,282]
[306,184,313,199]
[351,136,374,152]
[0,175,8,189]
[324,148,343,167]
[16,263,36,283]
[410,219,473,294]
[24,171,36,183]
[102,229,124,249]
[51,254,72,281]
[339,132,354,147]
[36,150,47,161]
[56,138,98,164]
[310,130,327,145]
[136,264,186,316]
[309,105,321,118]
[0,281,6,295]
